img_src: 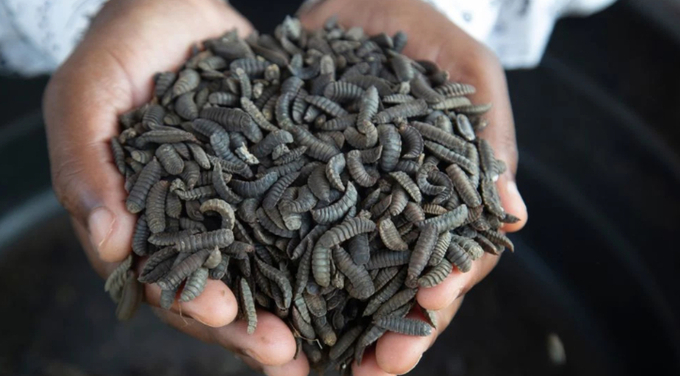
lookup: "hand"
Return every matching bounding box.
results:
[43,1,307,374]
[299,0,528,374]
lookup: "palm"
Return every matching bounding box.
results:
[45,0,525,375]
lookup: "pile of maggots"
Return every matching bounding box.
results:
[104,16,517,372]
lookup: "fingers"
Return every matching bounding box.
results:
[211,309,297,366]
[44,0,253,263]
[299,0,528,230]
[372,298,463,374]
[352,348,395,376]
[145,280,238,328]
[416,253,498,310]
[261,354,310,376]
[152,308,298,368]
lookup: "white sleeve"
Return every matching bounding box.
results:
[424,0,617,69]
[0,0,108,76]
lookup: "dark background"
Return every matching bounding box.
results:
[1,0,679,375]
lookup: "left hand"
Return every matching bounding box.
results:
[299,0,528,374]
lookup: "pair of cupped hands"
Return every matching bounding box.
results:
[43,0,527,374]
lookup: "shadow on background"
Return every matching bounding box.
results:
[0,0,678,375]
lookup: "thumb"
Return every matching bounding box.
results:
[44,51,137,263]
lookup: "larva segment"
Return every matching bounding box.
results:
[180,267,209,302]
[373,316,433,336]
[325,153,346,192]
[254,257,292,309]
[373,288,417,318]
[377,124,402,172]
[312,217,376,287]
[365,250,410,270]
[172,69,200,97]
[240,278,258,334]
[406,224,438,287]
[131,215,150,256]
[378,217,409,251]
[429,231,452,266]
[126,158,162,213]
[146,180,169,234]
[311,182,358,224]
[332,246,374,299]
[446,164,482,207]
[374,99,428,124]
[363,267,407,316]
[445,241,472,273]
[329,325,364,360]
[410,74,444,104]
[157,249,210,290]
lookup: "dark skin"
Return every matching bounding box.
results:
[43,0,527,374]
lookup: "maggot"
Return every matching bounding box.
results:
[126,158,162,214]
[374,316,433,336]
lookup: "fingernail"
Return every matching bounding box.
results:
[88,207,115,253]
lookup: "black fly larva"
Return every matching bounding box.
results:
[175,92,198,120]
[377,124,402,172]
[365,250,411,270]
[373,288,417,318]
[104,255,133,303]
[263,171,300,210]
[481,228,515,253]
[323,81,365,102]
[364,268,408,316]
[378,217,409,251]
[417,204,469,233]
[374,316,433,337]
[398,122,424,160]
[311,182,358,224]
[346,149,379,187]
[407,224,438,287]
[180,267,209,302]
[290,125,341,162]
[446,240,472,273]
[230,172,278,198]
[313,315,338,346]
[254,256,293,308]
[390,171,422,203]
[174,228,234,253]
[142,104,165,129]
[307,164,332,202]
[332,246,374,299]
[250,130,294,158]
[434,82,476,97]
[430,96,472,111]
[157,249,210,290]
[410,74,444,104]
[147,229,199,247]
[111,138,127,174]
[429,231,452,266]
[374,99,428,124]
[240,278,258,334]
[199,198,236,229]
[313,217,376,287]
[110,18,518,365]
[446,164,482,207]
[146,180,169,234]
[131,215,150,256]
[126,157,162,213]
[305,95,349,118]
[325,153,346,192]
[354,325,387,365]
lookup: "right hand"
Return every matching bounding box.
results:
[43,0,307,374]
